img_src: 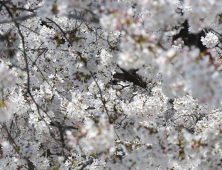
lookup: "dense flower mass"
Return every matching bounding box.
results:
[201,32,219,48]
[1,0,222,169]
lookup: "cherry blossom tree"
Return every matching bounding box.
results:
[1,0,222,169]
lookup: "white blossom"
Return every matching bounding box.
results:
[201,32,219,48]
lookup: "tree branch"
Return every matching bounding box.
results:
[67,14,99,24]
[0,13,36,24]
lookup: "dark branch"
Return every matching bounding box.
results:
[113,67,147,88]
[0,13,36,24]
[67,14,99,24]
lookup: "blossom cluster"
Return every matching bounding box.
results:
[1,0,222,170]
